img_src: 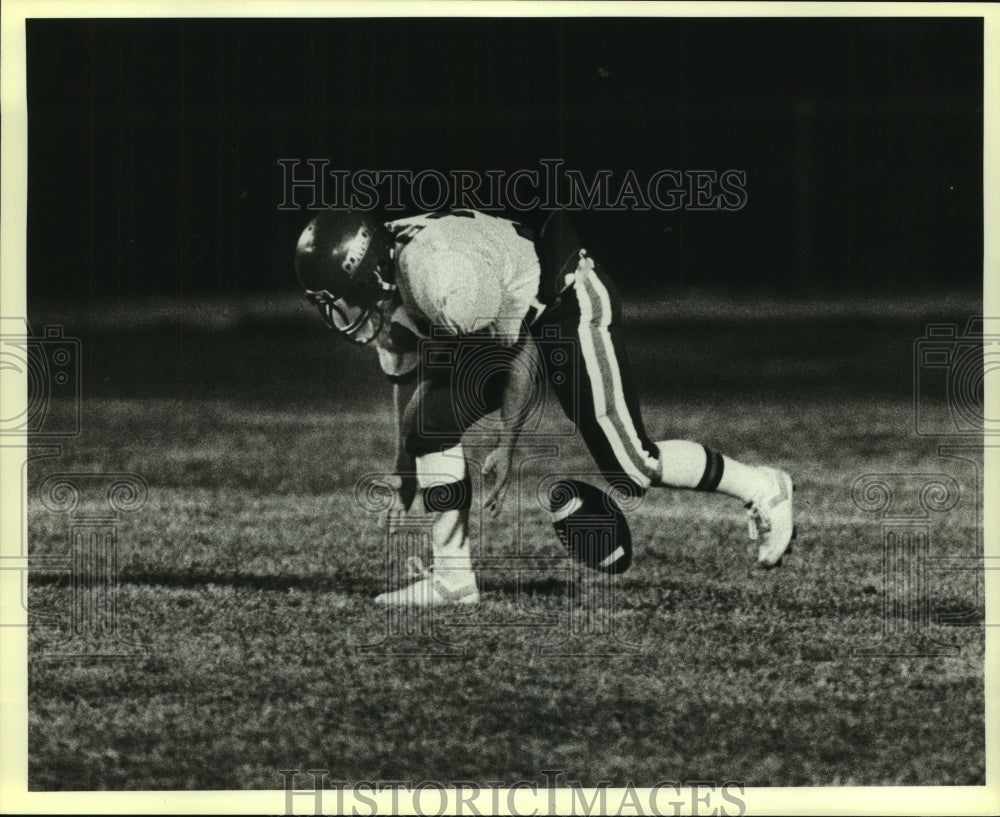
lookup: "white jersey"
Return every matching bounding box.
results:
[373,210,542,381]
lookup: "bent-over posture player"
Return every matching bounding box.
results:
[295,208,795,605]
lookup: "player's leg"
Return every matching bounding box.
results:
[375,360,506,605]
[539,253,794,568]
[535,212,664,491]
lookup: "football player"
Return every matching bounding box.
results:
[294,208,795,605]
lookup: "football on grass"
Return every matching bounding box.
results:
[547,479,633,574]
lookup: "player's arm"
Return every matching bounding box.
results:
[376,319,420,511]
[392,378,418,511]
[483,331,540,517]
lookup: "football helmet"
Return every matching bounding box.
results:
[294,210,397,344]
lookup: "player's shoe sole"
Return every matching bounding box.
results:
[747,467,796,570]
[374,575,480,607]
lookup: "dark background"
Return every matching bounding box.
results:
[26,16,983,300]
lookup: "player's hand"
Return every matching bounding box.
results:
[482,445,514,518]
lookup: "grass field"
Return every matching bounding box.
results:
[25,293,985,789]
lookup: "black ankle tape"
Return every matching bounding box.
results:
[423,473,472,512]
[696,446,724,492]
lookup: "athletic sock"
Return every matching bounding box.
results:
[715,454,767,504]
[655,440,766,503]
[428,508,475,587]
[416,446,476,587]
[655,439,709,488]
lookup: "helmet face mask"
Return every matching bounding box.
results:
[295,210,397,345]
[305,287,387,345]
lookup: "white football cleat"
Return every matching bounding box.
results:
[374,574,480,607]
[746,467,796,569]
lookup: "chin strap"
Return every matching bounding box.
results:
[371,268,397,293]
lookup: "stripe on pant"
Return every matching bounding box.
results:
[575,268,661,488]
